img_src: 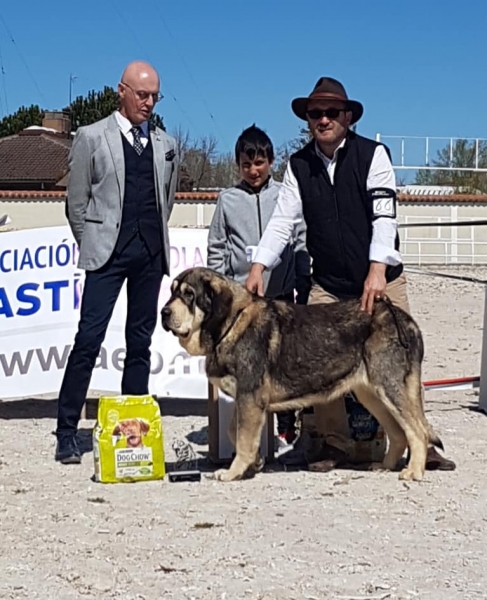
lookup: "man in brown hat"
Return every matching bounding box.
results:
[245,76,455,472]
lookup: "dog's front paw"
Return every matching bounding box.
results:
[398,466,423,482]
[213,468,241,482]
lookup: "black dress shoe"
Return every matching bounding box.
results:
[307,443,348,472]
[425,447,456,471]
[55,433,81,464]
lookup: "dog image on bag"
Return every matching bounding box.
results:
[112,418,150,448]
[161,267,445,484]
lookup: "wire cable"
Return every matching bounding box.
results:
[0,12,45,105]
[110,0,202,137]
[0,30,7,116]
[152,1,230,152]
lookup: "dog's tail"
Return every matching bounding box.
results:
[380,296,410,350]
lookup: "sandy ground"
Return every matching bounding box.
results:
[1,267,487,600]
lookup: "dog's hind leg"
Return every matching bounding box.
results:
[395,370,429,482]
[214,397,266,482]
[354,384,407,471]
[367,371,428,482]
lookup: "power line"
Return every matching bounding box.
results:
[0,30,7,116]
[0,12,45,105]
[152,1,231,152]
[110,0,203,137]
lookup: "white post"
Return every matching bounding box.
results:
[479,285,487,413]
[451,205,458,264]
[196,203,204,227]
[376,133,381,142]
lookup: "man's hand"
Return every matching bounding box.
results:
[245,263,266,297]
[361,262,387,314]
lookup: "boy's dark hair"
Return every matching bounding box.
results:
[235,124,274,164]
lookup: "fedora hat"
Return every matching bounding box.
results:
[291,77,363,124]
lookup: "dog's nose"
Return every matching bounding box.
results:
[161,306,172,322]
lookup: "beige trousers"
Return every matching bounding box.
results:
[308,273,411,452]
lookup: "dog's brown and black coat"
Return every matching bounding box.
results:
[161,267,443,482]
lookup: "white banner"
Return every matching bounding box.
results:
[0,226,209,399]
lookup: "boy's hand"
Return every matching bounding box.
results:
[245,264,265,296]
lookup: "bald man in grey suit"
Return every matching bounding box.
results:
[56,61,179,464]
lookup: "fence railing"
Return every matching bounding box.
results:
[376,134,487,172]
[399,214,487,265]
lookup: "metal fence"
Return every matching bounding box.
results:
[376,134,487,172]
[399,214,487,265]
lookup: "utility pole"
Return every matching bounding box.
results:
[69,73,77,106]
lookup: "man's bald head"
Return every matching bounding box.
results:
[118,61,161,125]
[121,61,160,88]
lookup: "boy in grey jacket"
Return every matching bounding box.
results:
[207,125,311,447]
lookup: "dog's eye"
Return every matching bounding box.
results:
[183,288,195,303]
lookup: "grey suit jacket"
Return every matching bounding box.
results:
[66,112,179,274]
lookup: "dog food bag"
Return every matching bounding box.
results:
[93,395,165,483]
[345,393,387,464]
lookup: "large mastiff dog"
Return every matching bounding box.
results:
[161,267,443,483]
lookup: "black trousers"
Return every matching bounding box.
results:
[56,234,164,436]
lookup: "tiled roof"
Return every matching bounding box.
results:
[1,190,487,203]
[399,194,487,203]
[0,190,66,200]
[0,131,71,184]
[175,192,221,201]
[175,192,487,203]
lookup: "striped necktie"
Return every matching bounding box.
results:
[130,126,144,155]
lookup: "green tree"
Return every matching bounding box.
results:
[414,138,487,193]
[0,104,44,137]
[0,87,165,138]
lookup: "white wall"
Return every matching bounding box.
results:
[2,198,487,265]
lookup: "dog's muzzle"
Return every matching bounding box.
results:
[160,306,172,332]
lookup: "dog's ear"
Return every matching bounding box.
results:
[138,419,150,435]
[112,424,121,436]
[203,278,233,325]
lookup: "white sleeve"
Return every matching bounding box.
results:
[367,145,402,266]
[253,162,304,269]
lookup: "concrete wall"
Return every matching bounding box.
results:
[0,199,67,230]
[398,202,487,264]
[2,198,487,265]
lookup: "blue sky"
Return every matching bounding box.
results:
[1,0,486,167]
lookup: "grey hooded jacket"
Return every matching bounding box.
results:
[207,177,311,303]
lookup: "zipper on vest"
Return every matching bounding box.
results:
[332,188,353,280]
[256,193,263,238]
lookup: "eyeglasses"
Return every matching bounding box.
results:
[121,81,163,103]
[306,107,347,120]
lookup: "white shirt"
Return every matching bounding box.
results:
[254,138,402,270]
[115,111,149,148]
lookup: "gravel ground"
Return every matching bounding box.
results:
[1,267,486,600]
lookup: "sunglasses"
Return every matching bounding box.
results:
[306,107,347,120]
